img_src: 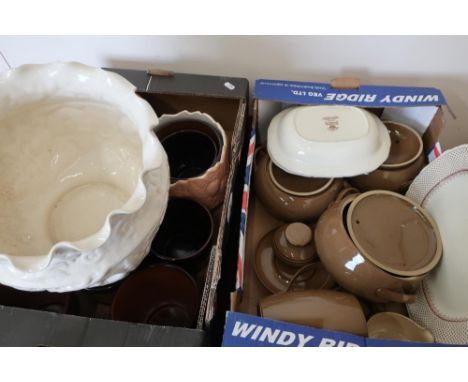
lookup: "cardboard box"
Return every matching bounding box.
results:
[0,68,249,346]
[224,77,449,347]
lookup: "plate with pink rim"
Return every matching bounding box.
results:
[406,144,468,344]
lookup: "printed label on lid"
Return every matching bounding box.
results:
[294,106,369,142]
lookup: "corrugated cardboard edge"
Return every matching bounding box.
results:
[0,305,207,346]
[202,99,248,327]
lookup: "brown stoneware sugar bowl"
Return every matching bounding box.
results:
[349,121,425,193]
[259,289,368,336]
[155,111,229,210]
[367,312,435,343]
[254,148,343,221]
[254,223,335,293]
[111,264,199,327]
[315,189,439,303]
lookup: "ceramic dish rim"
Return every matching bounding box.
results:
[267,105,391,178]
[346,190,443,277]
[268,159,335,197]
[380,120,424,169]
[406,144,468,325]
[155,110,228,182]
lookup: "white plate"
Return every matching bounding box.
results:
[406,144,468,344]
[267,105,390,178]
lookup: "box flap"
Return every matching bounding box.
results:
[222,312,448,347]
[106,68,249,99]
[0,305,208,346]
[254,79,446,107]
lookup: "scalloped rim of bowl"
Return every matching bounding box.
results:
[0,62,168,273]
[155,110,228,181]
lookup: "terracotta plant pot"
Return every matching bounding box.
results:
[155,111,229,210]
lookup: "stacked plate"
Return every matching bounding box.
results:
[406,144,468,344]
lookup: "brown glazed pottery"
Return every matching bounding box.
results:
[0,283,72,314]
[150,197,214,269]
[367,312,435,343]
[254,223,335,293]
[254,148,343,221]
[155,111,229,210]
[315,190,427,303]
[259,290,368,336]
[349,121,425,193]
[111,264,199,327]
[273,222,317,267]
[346,190,442,277]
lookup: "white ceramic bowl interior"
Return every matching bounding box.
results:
[267,105,391,178]
[0,62,170,292]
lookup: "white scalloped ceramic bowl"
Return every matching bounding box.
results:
[267,105,391,178]
[0,62,170,292]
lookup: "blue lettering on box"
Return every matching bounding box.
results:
[222,312,365,347]
[222,312,448,347]
[254,79,446,107]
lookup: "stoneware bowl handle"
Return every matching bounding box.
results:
[376,288,417,304]
[335,187,360,202]
[285,262,321,293]
[253,145,267,164]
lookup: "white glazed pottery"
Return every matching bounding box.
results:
[267,105,391,178]
[0,62,170,292]
[406,144,468,344]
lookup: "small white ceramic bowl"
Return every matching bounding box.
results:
[0,62,170,292]
[267,105,391,178]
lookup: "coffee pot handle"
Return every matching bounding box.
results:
[285,262,331,293]
[376,288,417,304]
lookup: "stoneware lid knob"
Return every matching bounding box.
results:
[285,223,312,247]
